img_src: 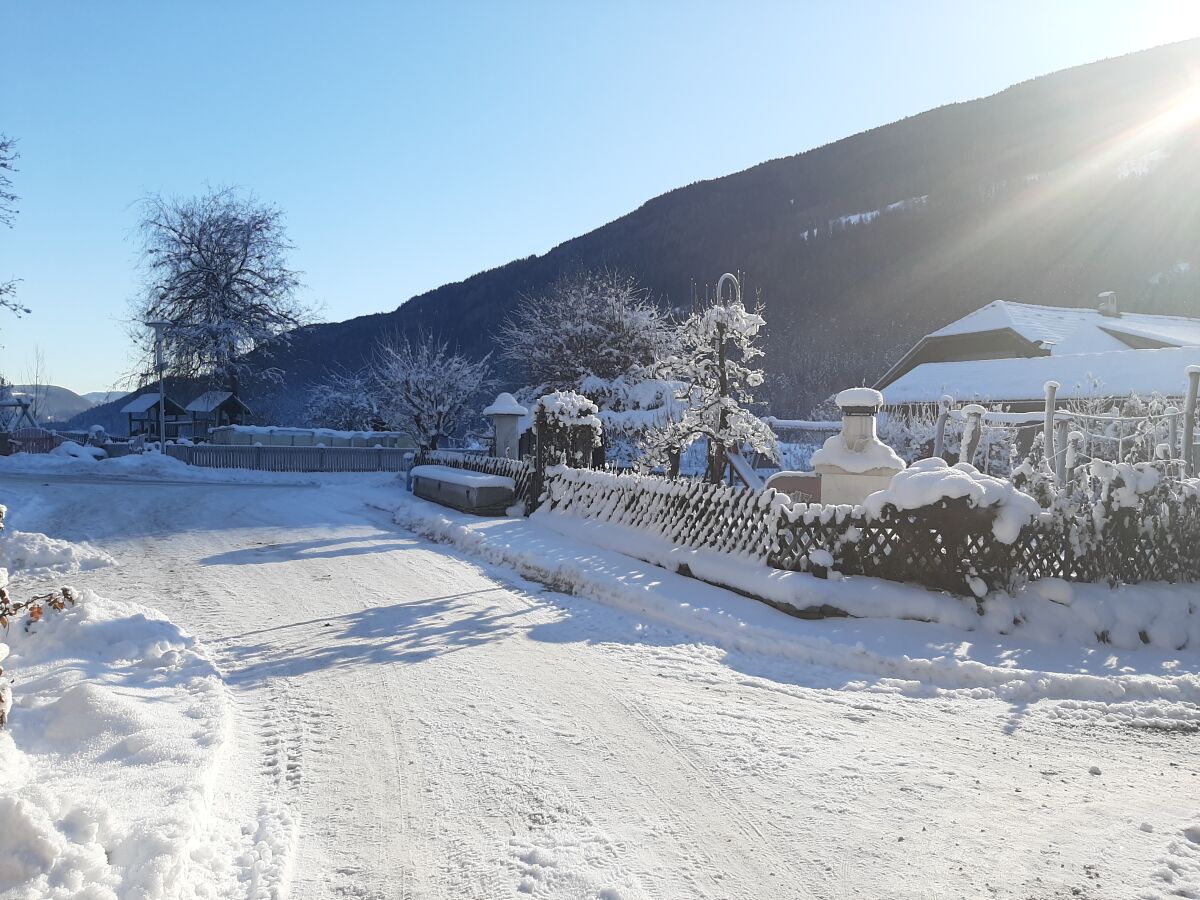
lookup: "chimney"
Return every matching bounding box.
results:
[1097,291,1120,318]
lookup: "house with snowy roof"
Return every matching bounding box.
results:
[186,391,251,437]
[875,295,1200,409]
[121,391,188,440]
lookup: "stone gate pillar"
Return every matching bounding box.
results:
[811,388,906,505]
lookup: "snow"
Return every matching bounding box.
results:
[0,512,231,900]
[118,393,165,415]
[884,345,1200,404]
[51,441,106,461]
[1116,147,1168,178]
[833,387,884,408]
[925,299,1200,353]
[863,458,1041,543]
[184,391,248,414]
[4,468,1200,898]
[481,392,528,417]
[534,390,602,431]
[409,464,516,490]
[810,432,906,474]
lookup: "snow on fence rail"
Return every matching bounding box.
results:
[165,443,414,472]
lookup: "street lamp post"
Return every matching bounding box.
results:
[145,318,170,447]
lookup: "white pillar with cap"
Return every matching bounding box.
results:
[483,392,529,459]
[811,387,906,505]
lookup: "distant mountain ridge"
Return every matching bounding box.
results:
[252,40,1200,416]
[6,384,95,423]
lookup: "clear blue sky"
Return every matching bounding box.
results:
[3,1,1199,394]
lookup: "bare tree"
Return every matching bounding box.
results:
[373,333,493,450]
[497,269,676,390]
[0,135,28,319]
[133,187,310,385]
[21,347,50,424]
[306,366,382,432]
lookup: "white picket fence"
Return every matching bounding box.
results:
[165,444,414,473]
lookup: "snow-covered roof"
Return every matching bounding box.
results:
[185,391,250,414]
[884,346,1200,405]
[482,392,528,417]
[929,300,1200,353]
[121,392,165,414]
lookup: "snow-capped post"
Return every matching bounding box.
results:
[482,392,528,459]
[1184,365,1200,475]
[960,403,984,466]
[933,394,953,459]
[1043,380,1059,480]
[710,272,741,483]
[1165,406,1180,460]
[1054,418,1070,482]
[811,388,906,505]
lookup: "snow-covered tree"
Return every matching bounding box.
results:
[645,294,777,481]
[373,333,493,450]
[132,187,310,384]
[497,269,676,390]
[306,367,382,432]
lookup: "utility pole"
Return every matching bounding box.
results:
[146,318,170,446]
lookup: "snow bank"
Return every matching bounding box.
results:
[0,528,114,580]
[390,491,1200,723]
[0,592,231,899]
[0,450,320,484]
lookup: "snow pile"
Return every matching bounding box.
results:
[810,432,906,474]
[0,592,231,899]
[864,458,1041,542]
[0,528,114,580]
[50,441,106,461]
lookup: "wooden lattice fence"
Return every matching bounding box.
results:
[421,454,1200,594]
[543,467,1200,594]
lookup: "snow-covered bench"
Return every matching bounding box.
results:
[409,464,517,515]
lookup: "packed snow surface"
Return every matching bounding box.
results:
[810,432,906,473]
[2,468,1199,898]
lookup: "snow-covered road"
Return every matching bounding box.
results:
[3,471,1197,899]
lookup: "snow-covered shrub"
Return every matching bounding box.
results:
[533,391,603,467]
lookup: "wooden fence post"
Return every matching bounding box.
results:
[1184,366,1200,476]
[1043,380,1059,479]
[933,394,952,459]
[1166,406,1180,459]
[1054,418,1070,483]
[960,404,984,466]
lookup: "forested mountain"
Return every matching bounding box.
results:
[259,39,1200,417]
